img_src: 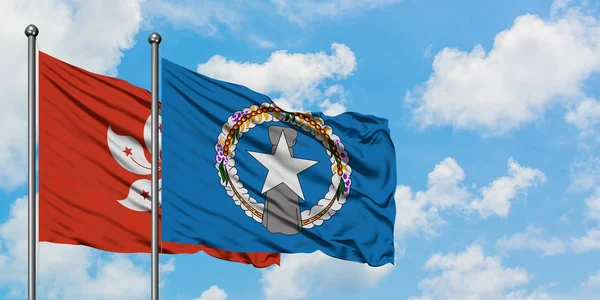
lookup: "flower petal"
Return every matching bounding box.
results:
[107,126,151,175]
[117,178,163,212]
[117,179,150,211]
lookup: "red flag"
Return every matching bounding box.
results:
[38,51,279,267]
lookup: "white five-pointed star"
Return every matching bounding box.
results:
[248,131,318,200]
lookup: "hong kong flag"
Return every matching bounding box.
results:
[38,51,279,267]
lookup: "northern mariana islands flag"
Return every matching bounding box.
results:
[161,58,397,266]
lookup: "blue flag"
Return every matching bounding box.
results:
[161,58,397,266]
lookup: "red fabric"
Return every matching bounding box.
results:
[38,51,279,268]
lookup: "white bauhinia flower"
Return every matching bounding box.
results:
[107,113,162,211]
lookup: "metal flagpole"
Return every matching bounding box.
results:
[148,32,162,300]
[25,24,39,300]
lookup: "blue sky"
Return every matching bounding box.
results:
[1,0,600,299]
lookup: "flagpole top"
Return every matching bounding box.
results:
[148,32,162,44]
[24,24,39,37]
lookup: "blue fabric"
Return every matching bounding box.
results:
[161,58,397,266]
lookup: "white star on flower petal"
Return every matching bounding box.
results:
[248,131,317,200]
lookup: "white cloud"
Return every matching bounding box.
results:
[419,157,471,210]
[194,285,228,300]
[260,251,393,300]
[272,0,401,25]
[406,4,600,135]
[317,85,348,116]
[144,0,401,37]
[423,44,434,58]
[469,158,546,219]
[144,0,394,46]
[409,244,545,300]
[318,99,347,116]
[585,188,600,222]
[0,0,144,188]
[565,98,600,136]
[571,188,600,253]
[160,257,176,273]
[396,157,545,238]
[0,196,172,299]
[569,157,600,192]
[496,225,566,256]
[143,0,243,37]
[66,255,150,300]
[581,271,600,290]
[504,289,553,300]
[571,228,600,253]
[197,43,357,113]
[248,35,277,49]
[393,157,466,238]
[551,0,575,17]
[394,184,445,239]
